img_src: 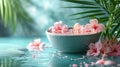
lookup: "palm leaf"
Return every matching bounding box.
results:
[97,16,109,23]
[4,0,9,27]
[72,13,105,20]
[0,0,4,22]
[0,0,33,32]
[62,0,96,6]
[70,9,103,16]
[63,6,100,8]
[115,29,120,38]
[111,22,120,34]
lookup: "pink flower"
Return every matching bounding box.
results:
[54,21,62,31]
[49,21,69,33]
[87,42,102,56]
[73,23,84,34]
[27,39,45,51]
[107,44,120,56]
[89,19,105,33]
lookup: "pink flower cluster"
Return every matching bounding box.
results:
[87,38,120,56]
[48,19,105,35]
[26,39,45,51]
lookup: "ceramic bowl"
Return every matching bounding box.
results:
[46,30,101,53]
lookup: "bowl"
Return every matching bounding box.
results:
[46,31,101,53]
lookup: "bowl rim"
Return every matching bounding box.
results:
[46,30,102,36]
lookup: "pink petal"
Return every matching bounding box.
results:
[86,49,96,56]
[89,19,98,24]
[73,23,81,30]
[104,60,115,65]
[58,21,63,26]
[107,52,115,56]
[34,39,41,44]
[93,50,100,56]
[89,43,95,49]
[61,25,68,33]
[83,62,89,67]
[97,24,105,32]
[105,47,112,53]
[72,64,78,67]
[39,42,45,48]
[96,59,104,65]
[95,42,102,50]
[116,51,120,56]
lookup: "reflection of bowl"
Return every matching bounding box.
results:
[46,31,101,53]
[49,52,89,67]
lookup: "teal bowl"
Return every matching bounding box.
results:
[46,31,101,53]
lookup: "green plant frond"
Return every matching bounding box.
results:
[70,9,104,16]
[115,29,120,38]
[4,0,9,27]
[0,0,4,21]
[111,22,120,35]
[63,6,100,8]
[97,16,109,23]
[94,0,110,14]
[62,0,96,6]
[14,0,32,22]
[72,13,105,20]
[0,0,33,31]
[13,12,17,32]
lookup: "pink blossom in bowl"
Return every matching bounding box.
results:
[48,19,105,35]
[48,21,69,34]
[88,19,105,33]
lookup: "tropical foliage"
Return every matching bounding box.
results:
[62,0,120,40]
[0,0,32,31]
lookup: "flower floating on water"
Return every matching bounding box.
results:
[95,54,115,65]
[26,39,45,51]
[48,19,105,35]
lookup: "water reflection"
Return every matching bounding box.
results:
[49,52,120,67]
[1,48,120,67]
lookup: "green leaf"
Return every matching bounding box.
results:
[0,0,4,22]
[63,6,100,8]
[111,20,120,35]
[97,16,109,23]
[4,0,9,27]
[115,29,120,38]
[72,13,105,20]
[62,0,96,6]
[70,9,103,16]
[13,12,17,32]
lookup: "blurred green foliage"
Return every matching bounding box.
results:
[0,0,32,32]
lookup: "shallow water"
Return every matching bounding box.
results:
[0,37,120,67]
